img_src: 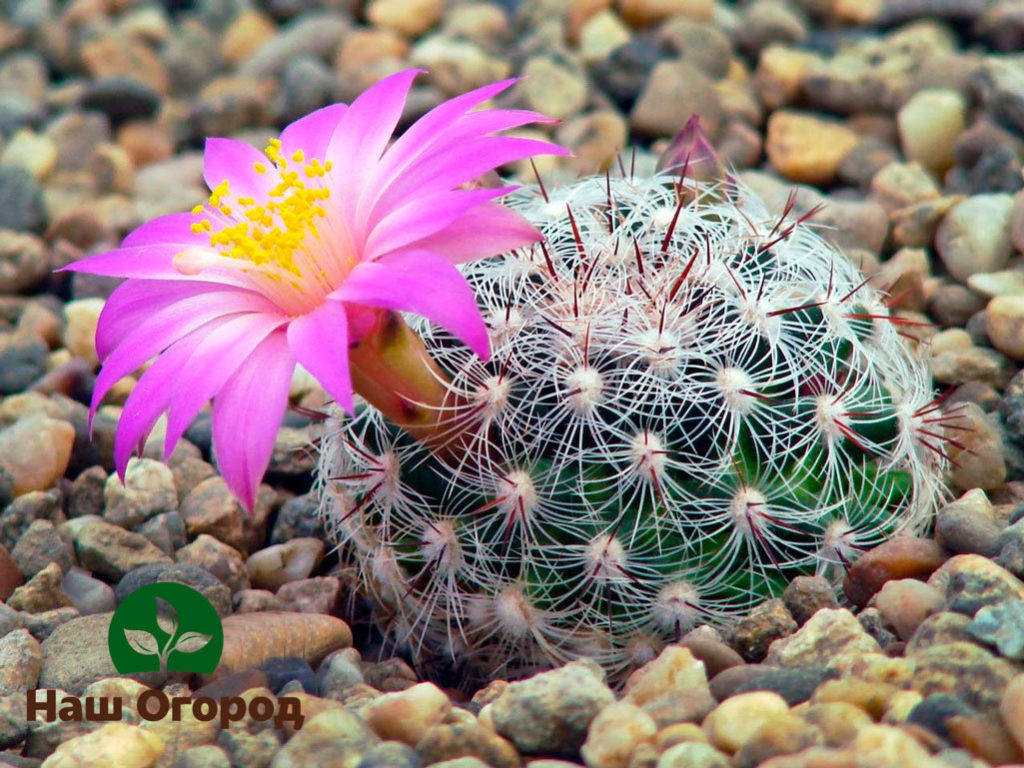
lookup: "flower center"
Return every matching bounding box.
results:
[181,139,340,312]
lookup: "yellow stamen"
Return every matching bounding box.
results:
[188,139,333,283]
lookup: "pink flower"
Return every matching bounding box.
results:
[65,69,568,510]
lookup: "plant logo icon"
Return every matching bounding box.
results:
[108,583,224,674]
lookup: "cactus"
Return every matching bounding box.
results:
[315,163,953,679]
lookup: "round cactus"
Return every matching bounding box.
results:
[315,165,953,679]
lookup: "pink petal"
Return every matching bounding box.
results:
[364,186,512,261]
[405,202,543,263]
[96,280,222,360]
[286,300,353,413]
[113,326,213,477]
[163,311,290,458]
[122,213,205,248]
[326,70,422,202]
[361,107,556,228]
[374,136,567,216]
[373,78,518,183]
[280,103,348,160]
[203,138,277,199]
[334,249,489,360]
[91,289,278,419]
[211,331,294,512]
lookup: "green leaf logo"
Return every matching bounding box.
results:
[109,583,223,675]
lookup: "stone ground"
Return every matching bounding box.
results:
[2,0,1024,766]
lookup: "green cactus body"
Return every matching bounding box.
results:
[316,171,952,678]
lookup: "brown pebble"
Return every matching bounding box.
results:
[679,637,745,678]
[204,611,351,684]
[946,715,1024,766]
[0,543,23,601]
[843,537,946,607]
[709,665,767,702]
[191,669,269,701]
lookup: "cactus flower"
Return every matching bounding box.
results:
[65,69,568,510]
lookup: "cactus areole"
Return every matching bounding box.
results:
[317,160,954,680]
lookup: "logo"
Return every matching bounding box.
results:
[108,583,223,674]
[28,583,304,731]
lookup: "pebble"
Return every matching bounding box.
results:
[732,666,836,707]
[852,724,934,768]
[870,162,940,214]
[0,413,74,497]
[801,702,872,748]
[624,646,711,706]
[1001,674,1024,752]
[946,404,1007,492]
[897,89,965,174]
[44,722,164,768]
[60,566,116,615]
[703,691,790,754]
[10,518,73,579]
[63,515,173,580]
[927,284,985,327]
[520,56,589,121]
[415,720,522,768]
[968,270,1024,299]
[734,713,822,768]
[936,489,1003,557]
[765,110,859,186]
[491,660,615,755]
[987,295,1024,361]
[843,537,947,607]
[177,534,250,593]
[275,576,341,614]
[0,544,22,601]
[677,637,744,679]
[61,297,104,369]
[968,599,1024,660]
[0,229,48,294]
[910,642,1017,711]
[617,0,714,26]
[103,458,178,529]
[875,580,944,641]
[39,612,164,694]
[0,629,41,694]
[364,682,452,746]
[726,599,798,662]
[211,612,352,683]
[631,61,723,140]
[0,488,64,553]
[906,611,976,655]
[246,538,324,590]
[8,560,71,612]
[238,12,350,79]
[409,36,511,96]
[0,333,49,395]
[936,193,1015,283]
[656,741,729,768]
[581,701,657,768]
[932,554,1024,616]
[580,11,632,64]
[367,0,443,38]
[220,9,278,66]
[765,609,881,667]
[179,476,250,552]
[0,165,47,234]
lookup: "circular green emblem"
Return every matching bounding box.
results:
[108,582,223,674]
